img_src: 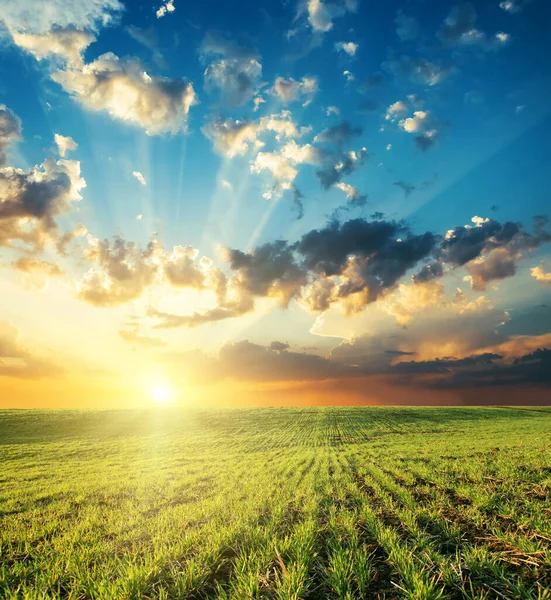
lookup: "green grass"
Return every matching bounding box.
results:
[1,407,550,599]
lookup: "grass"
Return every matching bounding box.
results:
[0,406,550,599]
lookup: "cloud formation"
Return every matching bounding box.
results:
[201,32,262,107]
[438,4,510,51]
[54,134,78,157]
[11,29,196,135]
[0,105,22,167]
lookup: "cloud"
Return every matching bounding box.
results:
[393,348,551,389]
[132,171,147,186]
[0,152,86,249]
[379,281,444,326]
[335,41,358,56]
[315,146,368,189]
[0,105,22,167]
[225,240,306,306]
[201,32,261,107]
[343,70,355,83]
[78,235,163,306]
[326,106,340,116]
[395,11,420,42]
[394,181,416,197]
[270,341,290,351]
[12,29,197,135]
[531,265,551,285]
[203,117,260,158]
[164,245,211,288]
[12,256,63,288]
[271,76,319,106]
[297,218,437,310]
[1,0,122,35]
[334,182,367,207]
[54,134,78,157]
[305,0,356,33]
[170,339,349,383]
[249,139,326,196]
[385,101,408,121]
[500,0,532,14]
[384,56,455,86]
[0,321,63,379]
[119,326,166,347]
[398,110,439,151]
[442,215,550,269]
[156,0,175,18]
[314,121,362,146]
[438,4,510,51]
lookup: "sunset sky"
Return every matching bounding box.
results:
[1,0,550,407]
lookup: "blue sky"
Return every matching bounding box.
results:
[0,0,550,406]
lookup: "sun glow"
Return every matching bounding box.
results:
[150,379,174,404]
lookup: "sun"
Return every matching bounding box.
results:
[150,379,175,404]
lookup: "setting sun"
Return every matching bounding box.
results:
[150,380,174,404]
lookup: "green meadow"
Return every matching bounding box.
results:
[1,407,550,599]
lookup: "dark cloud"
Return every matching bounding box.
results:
[314,121,362,147]
[394,181,416,197]
[412,261,444,283]
[0,157,85,249]
[169,340,351,383]
[226,240,306,304]
[316,147,368,189]
[394,348,551,389]
[414,133,438,152]
[385,349,415,356]
[392,352,503,374]
[0,105,22,167]
[292,186,305,220]
[270,341,290,351]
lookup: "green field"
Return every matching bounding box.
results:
[1,407,551,599]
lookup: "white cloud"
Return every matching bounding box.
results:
[272,76,319,106]
[202,112,309,158]
[2,0,122,35]
[132,171,147,186]
[54,133,78,157]
[306,0,355,32]
[400,110,429,133]
[156,0,175,18]
[253,96,266,112]
[531,266,551,284]
[385,101,408,121]
[335,41,358,56]
[136,214,143,220]
[326,106,340,116]
[386,144,392,151]
[221,179,232,189]
[12,30,197,135]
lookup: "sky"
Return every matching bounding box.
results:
[0,0,550,408]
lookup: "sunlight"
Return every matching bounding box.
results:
[150,379,174,404]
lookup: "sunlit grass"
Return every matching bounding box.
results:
[1,407,550,599]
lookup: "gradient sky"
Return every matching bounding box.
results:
[1,0,550,407]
